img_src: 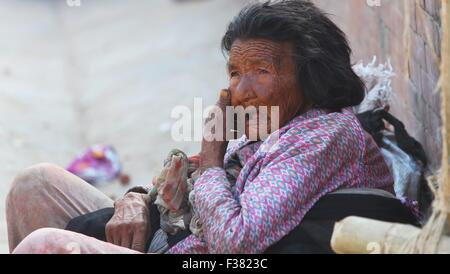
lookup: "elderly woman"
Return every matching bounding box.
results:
[6,0,417,254]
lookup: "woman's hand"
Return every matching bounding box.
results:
[106,192,151,252]
[200,89,232,171]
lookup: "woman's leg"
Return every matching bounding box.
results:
[13,228,140,254]
[6,163,114,252]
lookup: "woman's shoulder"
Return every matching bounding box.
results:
[258,108,366,161]
[256,107,367,170]
[282,107,365,142]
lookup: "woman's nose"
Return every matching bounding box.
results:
[234,75,255,102]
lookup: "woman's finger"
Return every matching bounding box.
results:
[131,230,146,253]
[105,223,114,244]
[117,229,131,249]
[113,229,122,246]
[218,89,231,108]
[105,220,120,246]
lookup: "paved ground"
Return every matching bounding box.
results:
[0,0,248,253]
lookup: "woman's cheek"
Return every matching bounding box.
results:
[253,78,278,104]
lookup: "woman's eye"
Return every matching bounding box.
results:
[258,69,270,74]
[230,71,240,78]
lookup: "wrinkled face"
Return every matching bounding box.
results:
[227,38,306,140]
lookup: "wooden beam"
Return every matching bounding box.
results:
[440,0,450,227]
[331,217,450,254]
[443,0,449,165]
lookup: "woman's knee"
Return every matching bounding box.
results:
[6,163,64,210]
[12,228,78,254]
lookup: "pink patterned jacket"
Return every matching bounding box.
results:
[168,108,394,254]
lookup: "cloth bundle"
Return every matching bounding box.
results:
[352,57,428,217]
[150,149,242,237]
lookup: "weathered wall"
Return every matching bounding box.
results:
[311,0,443,171]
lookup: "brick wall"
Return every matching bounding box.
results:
[311,0,443,171]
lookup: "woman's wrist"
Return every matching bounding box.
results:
[200,143,227,166]
[199,152,224,168]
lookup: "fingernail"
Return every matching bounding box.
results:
[220,89,230,98]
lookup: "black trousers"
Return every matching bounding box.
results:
[66,193,419,254]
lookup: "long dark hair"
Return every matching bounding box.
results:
[221,0,365,111]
